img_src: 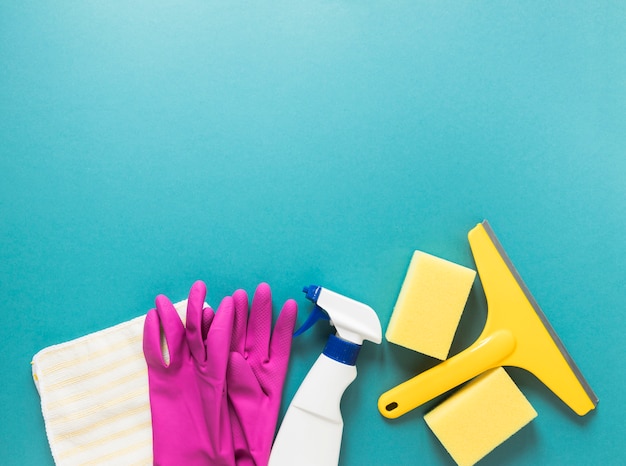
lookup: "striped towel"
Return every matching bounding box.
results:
[31,300,188,466]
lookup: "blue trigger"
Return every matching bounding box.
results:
[293,304,329,336]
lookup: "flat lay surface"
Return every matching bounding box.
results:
[1,1,625,465]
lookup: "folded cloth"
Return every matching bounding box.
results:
[31,301,188,466]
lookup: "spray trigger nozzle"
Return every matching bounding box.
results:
[294,304,329,336]
[302,285,322,303]
[295,284,382,345]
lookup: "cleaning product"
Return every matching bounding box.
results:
[268,285,382,466]
[378,220,598,418]
[424,367,537,466]
[385,250,476,360]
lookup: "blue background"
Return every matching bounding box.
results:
[1,1,624,465]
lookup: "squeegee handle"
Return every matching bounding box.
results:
[378,329,515,418]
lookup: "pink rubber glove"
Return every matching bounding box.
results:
[227,283,298,466]
[143,281,235,466]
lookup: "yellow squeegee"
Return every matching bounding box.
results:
[379,220,598,418]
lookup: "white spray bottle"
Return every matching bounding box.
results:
[268,285,382,466]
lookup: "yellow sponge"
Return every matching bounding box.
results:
[385,251,476,359]
[424,367,538,466]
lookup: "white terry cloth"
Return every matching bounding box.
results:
[31,300,188,466]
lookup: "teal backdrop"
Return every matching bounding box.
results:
[1,1,624,465]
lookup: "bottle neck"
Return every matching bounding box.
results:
[323,334,361,365]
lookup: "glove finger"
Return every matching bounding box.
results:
[231,289,249,354]
[185,280,208,363]
[143,308,163,368]
[201,306,214,341]
[154,294,186,366]
[205,295,235,380]
[246,282,272,362]
[269,298,298,371]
